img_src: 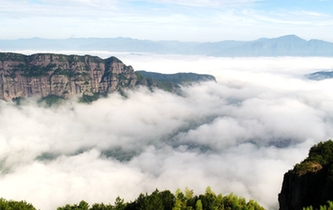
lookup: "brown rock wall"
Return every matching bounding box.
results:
[0,53,138,100]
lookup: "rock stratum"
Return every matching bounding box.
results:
[0,52,216,101]
[0,53,137,101]
[279,140,333,210]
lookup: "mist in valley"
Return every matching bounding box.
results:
[1,54,333,210]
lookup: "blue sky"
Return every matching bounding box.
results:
[1,0,333,41]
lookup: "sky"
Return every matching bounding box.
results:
[1,54,333,210]
[1,0,333,41]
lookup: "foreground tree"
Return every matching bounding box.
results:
[4,187,265,210]
[303,201,333,210]
[0,198,36,210]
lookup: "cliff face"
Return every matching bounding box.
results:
[279,140,333,210]
[278,167,331,210]
[0,53,137,100]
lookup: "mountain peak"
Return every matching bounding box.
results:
[275,34,306,42]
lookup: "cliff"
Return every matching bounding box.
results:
[278,140,333,210]
[0,53,217,102]
[0,53,138,100]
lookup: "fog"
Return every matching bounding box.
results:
[1,54,333,210]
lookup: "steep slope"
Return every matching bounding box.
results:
[279,140,333,210]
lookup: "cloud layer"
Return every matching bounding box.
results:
[1,55,333,210]
[1,0,333,41]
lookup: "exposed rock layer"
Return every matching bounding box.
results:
[0,53,137,100]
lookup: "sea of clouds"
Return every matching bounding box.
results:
[1,53,333,210]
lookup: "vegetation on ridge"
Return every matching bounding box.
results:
[136,71,216,84]
[294,140,333,176]
[285,140,333,210]
[38,95,65,107]
[303,201,333,210]
[135,71,216,93]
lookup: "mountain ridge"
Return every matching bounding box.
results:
[0,52,216,101]
[1,35,333,57]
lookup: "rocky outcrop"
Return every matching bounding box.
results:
[0,53,137,100]
[279,140,333,210]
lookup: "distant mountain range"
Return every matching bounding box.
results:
[1,35,333,57]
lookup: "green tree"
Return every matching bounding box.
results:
[133,190,164,210]
[198,187,218,210]
[173,188,187,210]
[114,197,126,210]
[172,199,183,210]
[303,201,333,210]
[246,199,265,210]
[159,190,176,210]
[90,203,113,210]
[195,200,203,210]
[57,200,89,210]
[0,198,36,210]
[78,200,89,210]
[185,187,194,200]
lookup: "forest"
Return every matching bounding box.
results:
[0,187,264,210]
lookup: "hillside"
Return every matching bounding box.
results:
[136,70,216,92]
[137,71,216,83]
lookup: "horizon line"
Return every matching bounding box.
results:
[0,34,329,43]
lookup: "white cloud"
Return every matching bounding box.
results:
[1,0,333,41]
[137,0,260,7]
[1,55,333,210]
